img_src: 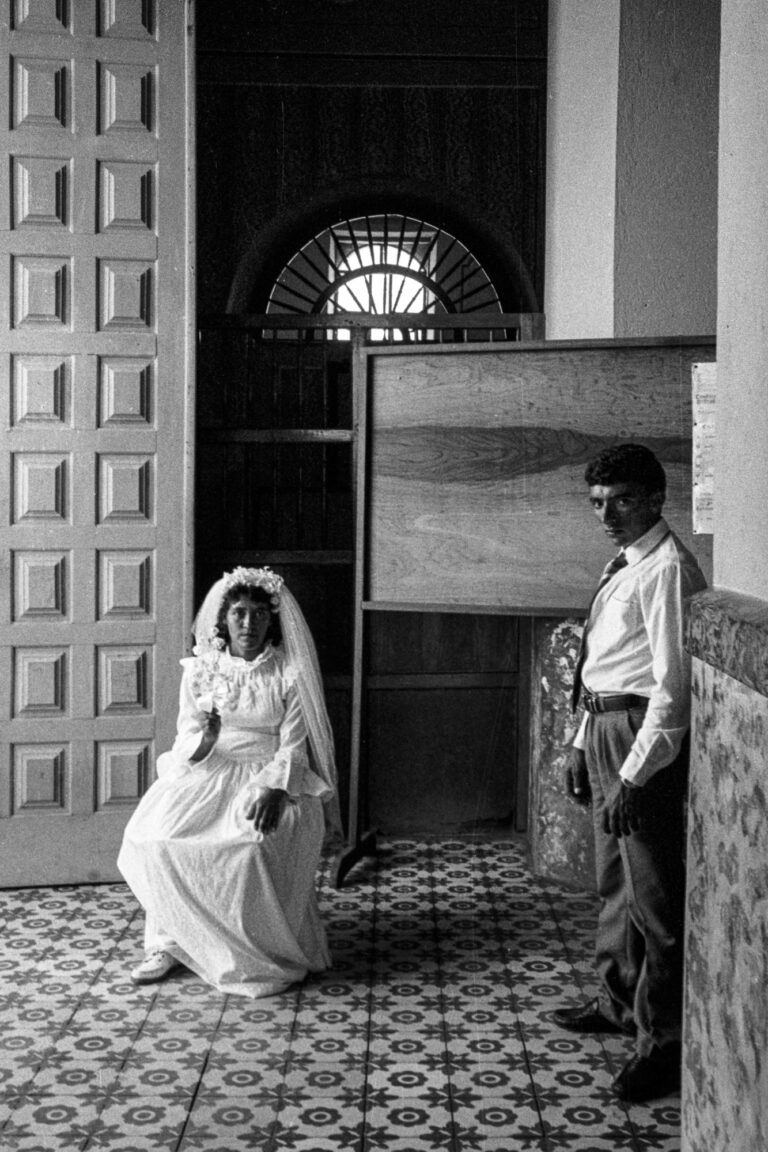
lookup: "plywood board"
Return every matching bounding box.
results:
[368,342,714,612]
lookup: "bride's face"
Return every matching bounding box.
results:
[225,595,272,661]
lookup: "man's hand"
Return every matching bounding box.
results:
[602,780,643,837]
[565,746,591,806]
[246,788,287,836]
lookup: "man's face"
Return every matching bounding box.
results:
[588,482,663,548]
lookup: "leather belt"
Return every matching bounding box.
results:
[582,692,649,714]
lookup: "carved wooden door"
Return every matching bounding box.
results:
[0,0,193,885]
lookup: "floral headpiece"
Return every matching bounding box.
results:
[222,566,283,611]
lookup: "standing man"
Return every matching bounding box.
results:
[554,443,706,1103]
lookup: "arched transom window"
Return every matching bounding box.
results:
[267,213,502,323]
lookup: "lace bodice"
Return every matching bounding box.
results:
[183,644,298,720]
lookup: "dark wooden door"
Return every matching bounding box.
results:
[195,328,355,814]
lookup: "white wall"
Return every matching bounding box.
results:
[546,0,719,343]
[713,0,768,598]
[544,0,620,339]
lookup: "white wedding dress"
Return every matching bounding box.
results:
[117,644,332,998]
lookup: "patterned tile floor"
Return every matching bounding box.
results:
[0,837,681,1151]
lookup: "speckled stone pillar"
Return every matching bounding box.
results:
[528,617,595,891]
[683,590,768,1152]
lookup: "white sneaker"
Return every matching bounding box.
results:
[130,948,181,984]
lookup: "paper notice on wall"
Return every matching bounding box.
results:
[692,362,716,534]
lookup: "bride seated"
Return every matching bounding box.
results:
[118,566,341,998]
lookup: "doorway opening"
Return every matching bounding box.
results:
[196,211,542,838]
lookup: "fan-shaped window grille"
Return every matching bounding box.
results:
[267,213,502,340]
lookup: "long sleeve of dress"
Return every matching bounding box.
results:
[248,680,315,796]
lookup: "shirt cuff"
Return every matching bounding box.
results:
[619,727,685,786]
[572,713,588,751]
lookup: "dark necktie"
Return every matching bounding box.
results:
[570,553,629,712]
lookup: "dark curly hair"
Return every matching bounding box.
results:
[584,444,666,497]
[215,583,283,648]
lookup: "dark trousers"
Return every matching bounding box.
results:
[584,708,688,1057]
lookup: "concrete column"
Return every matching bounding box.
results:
[614,0,719,338]
[683,4,768,1150]
[713,0,768,598]
[544,0,620,339]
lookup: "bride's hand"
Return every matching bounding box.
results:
[245,788,287,836]
[202,708,221,738]
[190,708,220,762]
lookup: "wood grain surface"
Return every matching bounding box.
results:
[368,343,714,611]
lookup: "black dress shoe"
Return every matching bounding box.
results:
[612,1045,681,1102]
[552,996,628,1034]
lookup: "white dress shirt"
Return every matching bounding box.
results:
[573,517,707,786]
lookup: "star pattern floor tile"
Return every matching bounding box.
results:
[0,838,681,1151]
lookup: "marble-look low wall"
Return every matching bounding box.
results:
[528,617,595,891]
[683,589,768,1152]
